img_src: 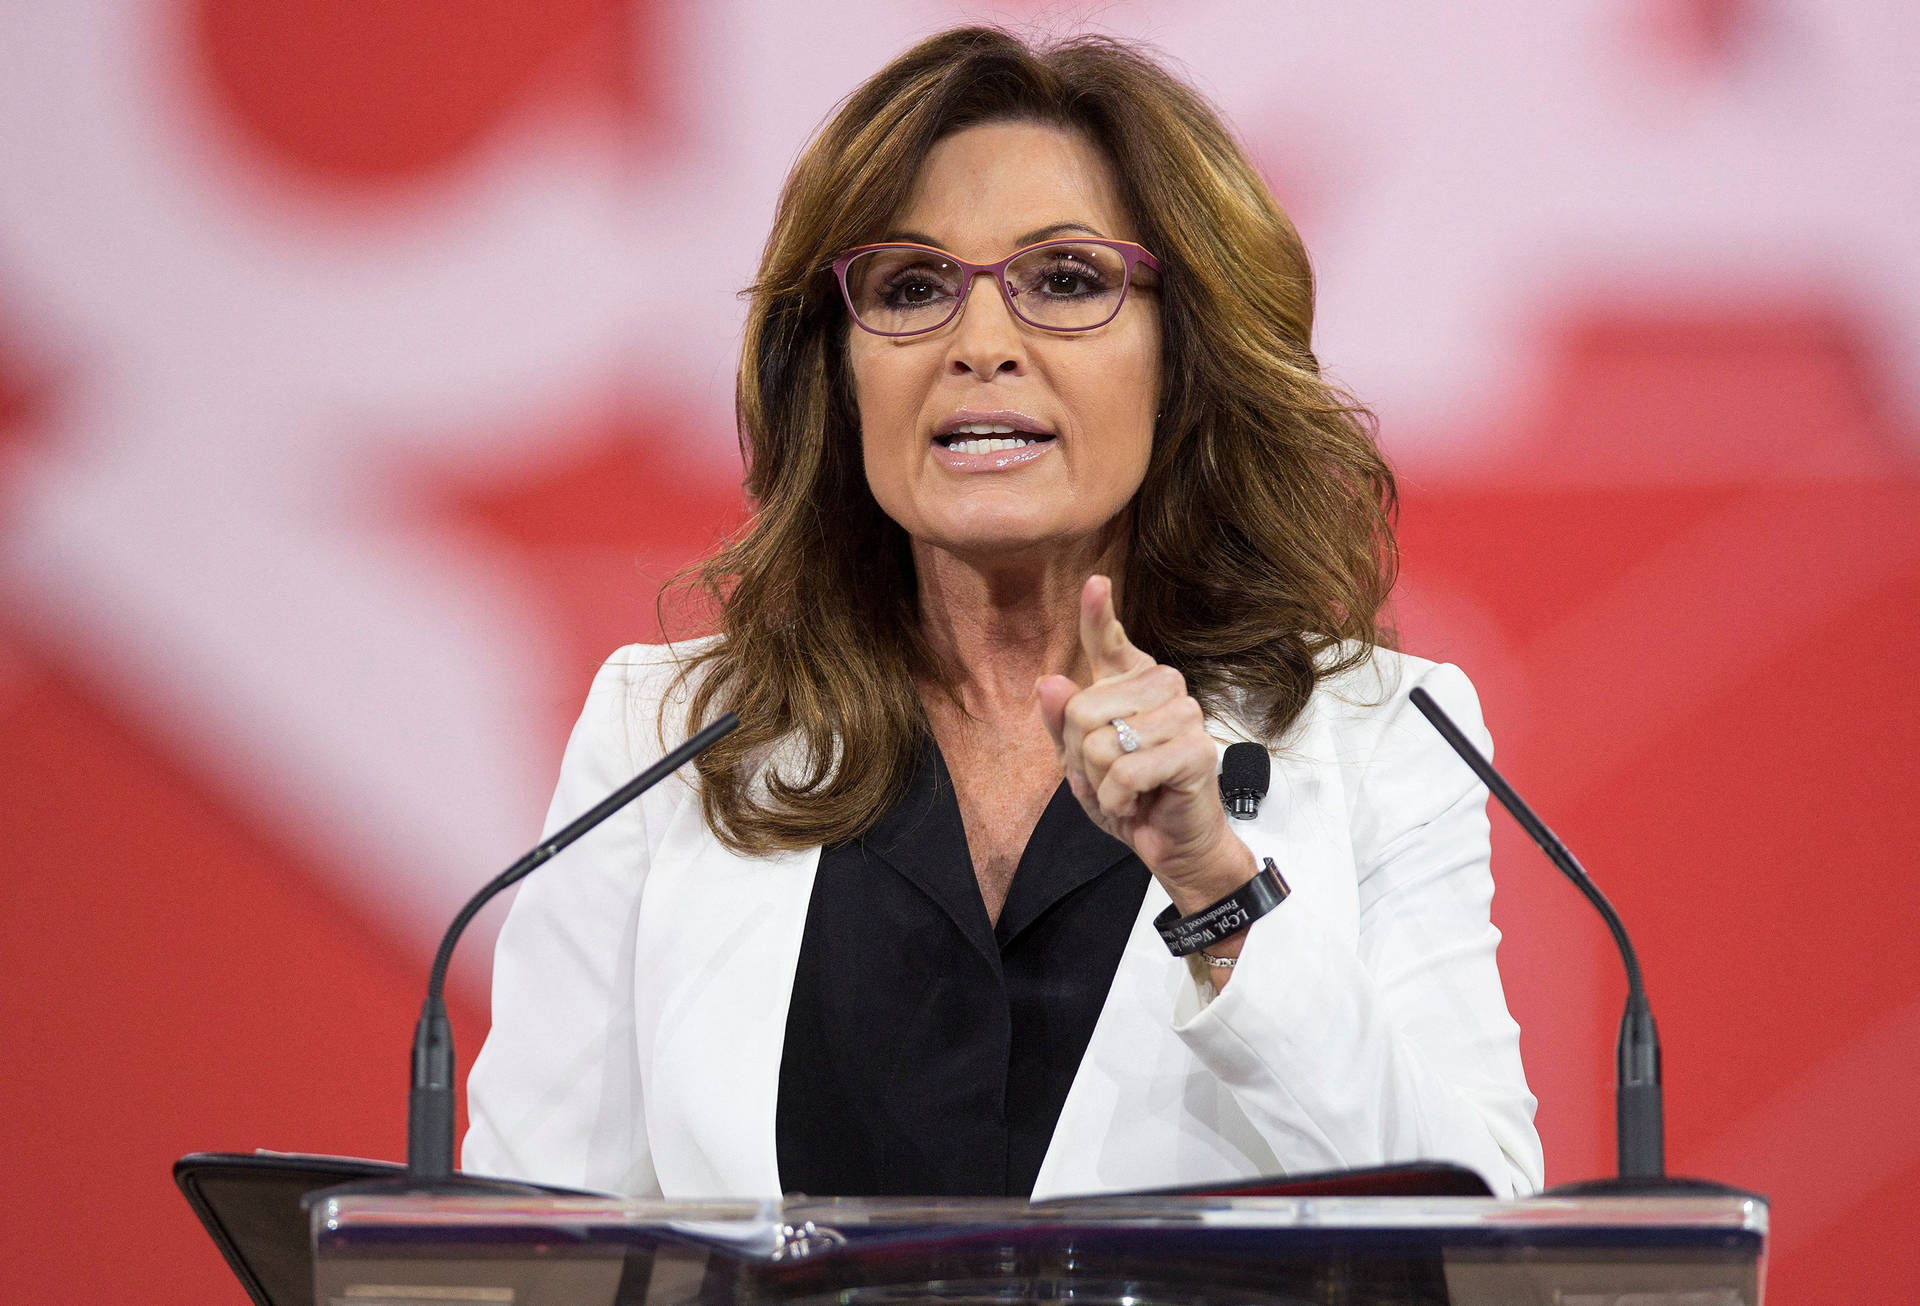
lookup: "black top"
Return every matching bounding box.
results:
[775,737,1152,1197]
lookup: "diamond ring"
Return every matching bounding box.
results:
[1110,717,1141,754]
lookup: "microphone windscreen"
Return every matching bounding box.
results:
[1221,742,1271,797]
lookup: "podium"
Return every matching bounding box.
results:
[310,1191,1767,1305]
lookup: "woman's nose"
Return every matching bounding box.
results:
[945,271,1027,377]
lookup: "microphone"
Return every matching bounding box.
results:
[1408,687,1751,1198]
[1219,742,1270,820]
[407,711,740,1183]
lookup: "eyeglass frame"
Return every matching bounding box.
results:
[831,237,1162,338]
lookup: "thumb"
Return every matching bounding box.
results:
[1035,674,1080,750]
[1081,573,1153,681]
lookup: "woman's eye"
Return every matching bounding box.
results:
[880,273,955,308]
[1031,260,1107,297]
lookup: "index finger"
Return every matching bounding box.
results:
[1081,574,1155,681]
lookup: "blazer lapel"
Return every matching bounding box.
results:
[632,788,820,1198]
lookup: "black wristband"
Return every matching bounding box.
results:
[1154,858,1290,956]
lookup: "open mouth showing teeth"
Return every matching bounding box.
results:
[936,423,1055,455]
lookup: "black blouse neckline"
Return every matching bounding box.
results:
[858,736,1138,949]
[775,733,1151,1197]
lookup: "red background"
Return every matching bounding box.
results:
[1,2,1915,1301]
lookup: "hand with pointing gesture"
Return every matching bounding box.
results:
[1036,575,1258,920]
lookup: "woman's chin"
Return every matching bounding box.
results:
[910,518,1109,570]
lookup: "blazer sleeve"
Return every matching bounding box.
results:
[461,648,670,1195]
[1170,660,1545,1196]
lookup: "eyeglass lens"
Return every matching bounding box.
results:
[843,243,1132,335]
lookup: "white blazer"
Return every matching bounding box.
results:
[463,644,1544,1199]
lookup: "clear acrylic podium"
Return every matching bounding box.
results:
[311,1191,1767,1305]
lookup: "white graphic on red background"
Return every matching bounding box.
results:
[0,5,1915,1301]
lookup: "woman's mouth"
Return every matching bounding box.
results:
[932,423,1056,470]
[937,423,1052,454]
[930,412,1059,471]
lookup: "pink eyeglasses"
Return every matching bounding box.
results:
[833,238,1161,337]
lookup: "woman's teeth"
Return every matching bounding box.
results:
[942,422,1042,455]
[949,437,1034,454]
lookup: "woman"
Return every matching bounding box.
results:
[464,27,1542,1200]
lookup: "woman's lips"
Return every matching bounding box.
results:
[929,435,1055,472]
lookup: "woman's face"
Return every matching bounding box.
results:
[846,121,1162,568]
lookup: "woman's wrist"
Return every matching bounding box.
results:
[1157,832,1259,918]
[1153,838,1290,957]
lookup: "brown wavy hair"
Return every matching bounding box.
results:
[666,26,1397,854]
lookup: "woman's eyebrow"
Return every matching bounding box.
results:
[1015,221,1106,245]
[877,221,1109,250]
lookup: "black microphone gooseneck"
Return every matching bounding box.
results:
[1406,688,1660,1181]
[407,711,740,1182]
[1408,687,1753,1198]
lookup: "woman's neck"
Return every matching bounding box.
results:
[912,535,1121,724]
